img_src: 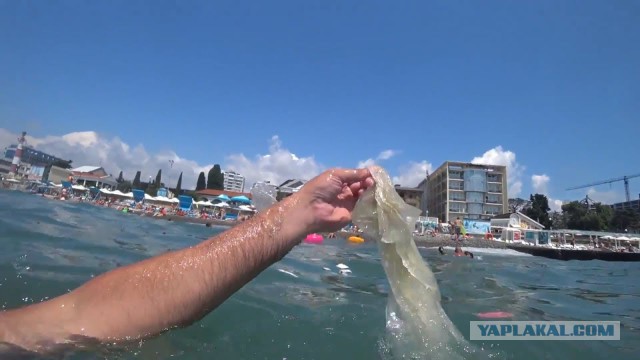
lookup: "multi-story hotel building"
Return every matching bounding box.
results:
[223,171,246,193]
[426,161,508,222]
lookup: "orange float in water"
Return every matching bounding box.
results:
[348,236,364,243]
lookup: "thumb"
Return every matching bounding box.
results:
[334,168,372,184]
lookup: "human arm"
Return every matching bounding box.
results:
[0,168,373,352]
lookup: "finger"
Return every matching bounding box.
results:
[333,168,372,185]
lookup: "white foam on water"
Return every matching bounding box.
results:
[277,269,299,278]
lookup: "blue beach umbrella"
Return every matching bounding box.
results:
[216,194,231,202]
[230,195,251,204]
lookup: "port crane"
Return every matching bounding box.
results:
[567,173,640,202]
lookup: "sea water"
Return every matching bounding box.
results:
[0,190,638,359]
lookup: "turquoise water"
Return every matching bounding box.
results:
[0,190,638,359]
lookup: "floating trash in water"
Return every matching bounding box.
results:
[277,269,299,278]
[336,263,349,270]
[323,267,331,271]
[339,269,352,275]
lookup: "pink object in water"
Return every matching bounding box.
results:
[304,233,324,244]
[476,311,514,319]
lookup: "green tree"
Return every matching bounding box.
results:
[524,194,552,229]
[117,180,132,192]
[116,171,124,183]
[132,171,141,188]
[207,164,224,190]
[550,211,566,229]
[610,209,640,232]
[174,172,183,196]
[196,172,206,191]
[155,170,162,188]
[145,184,157,196]
[215,167,225,190]
[52,159,73,169]
[561,200,613,231]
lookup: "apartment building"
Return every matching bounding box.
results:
[223,171,246,193]
[426,161,508,222]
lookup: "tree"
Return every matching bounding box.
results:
[561,200,613,231]
[132,171,141,189]
[214,166,225,190]
[155,169,162,188]
[52,159,72,169]
[175,172,183,196]
[207,164,224,190]
[145,184,157,196]
[610,209,640,232]
[550,211,566,229]
[524,194,552,229]
[116,171,124,183]
[117,180,132,192]
[196,172,206,191]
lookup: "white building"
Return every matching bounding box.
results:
[277,179,306,200]
[223,171,245,192]
[426,161,509,223]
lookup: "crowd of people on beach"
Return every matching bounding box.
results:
[30,182,255,224]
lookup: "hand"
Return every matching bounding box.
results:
[295,168,375,233]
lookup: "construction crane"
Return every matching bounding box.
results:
[567,173,640,202]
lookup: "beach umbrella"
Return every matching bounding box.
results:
[238,205,255,212]
[213,202,229,208]
[230,195,251,204]
[214,194,230,202]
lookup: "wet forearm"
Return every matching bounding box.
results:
[2,195,310,349]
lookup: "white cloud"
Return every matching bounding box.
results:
[0,128,208,189]
[224,135,323,188]
[0,129,328,191]
[2,128,428,193]
[392,160,433,187]
[530,174,564,212]
[531,174,550,195]
[356,149,399,169]
[549,199,563,212]
[471,146,524,197]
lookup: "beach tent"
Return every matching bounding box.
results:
[178,195,193,211]
[230,195,251,204]
[132,189,145,203]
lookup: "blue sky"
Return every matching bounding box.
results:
[1,0,639,204]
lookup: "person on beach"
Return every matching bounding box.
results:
[454,217,463,242]
[0,168,374,354]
